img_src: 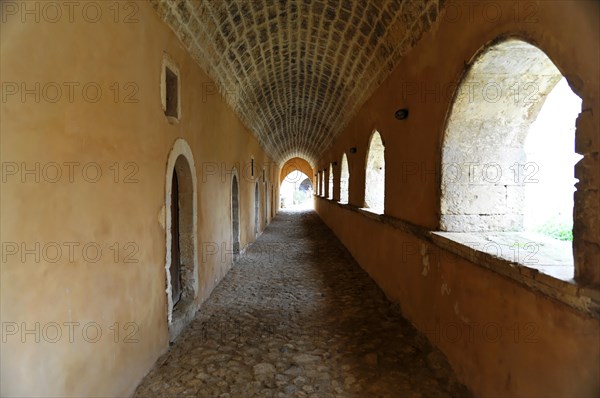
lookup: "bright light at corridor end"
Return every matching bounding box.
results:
[280,171,314,211]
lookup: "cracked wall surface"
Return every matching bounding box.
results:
[149,0,442,164]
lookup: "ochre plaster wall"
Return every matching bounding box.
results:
[0,2,276,396]
[315,1,599,396]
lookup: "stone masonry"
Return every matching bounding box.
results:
[149,0,443,164]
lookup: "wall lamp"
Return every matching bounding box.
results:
[395,108,409,120]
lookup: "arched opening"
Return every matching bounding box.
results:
[440,39,582,280]
[165,139,198,341]
[328,163,334,200]
[340,153,349,204]
[280,171,313,210]
[254,181,260,237]
[364,130,385,213]
[317,171,321,196]
[231,172,240,262]
[523,78,582,239]
[170,157,195,307]
[264,182,269,224]
[271,185,275,218]
[320,171,324,197]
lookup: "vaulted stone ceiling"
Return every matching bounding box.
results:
[150,0,442,164]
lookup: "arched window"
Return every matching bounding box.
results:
[320,170,325,197]
[340,153,349,204]
[440,39,582,279]
[328,163,334,200]
[364,130,385,213]
[315,172,321,195]
[316,172,321,196]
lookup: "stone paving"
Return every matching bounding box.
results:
[133,210,471,398]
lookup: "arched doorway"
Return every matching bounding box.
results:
[170,169,182,306]
[231,171,240,262]
[254,181,260,237]
[165,139,198,341]
[271,185,275,218]
[264,181,269,225]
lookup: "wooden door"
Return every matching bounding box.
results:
[170,171,182,306]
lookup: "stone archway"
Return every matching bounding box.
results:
[439,38,585,281]
[440,39,580,233]
[165,138,198,341]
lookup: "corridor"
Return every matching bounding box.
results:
[133,210,471,397]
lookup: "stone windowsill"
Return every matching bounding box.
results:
[428,231,600,316]
[358,207,384,217]
[315,197,600,317]
[431,231,574,281]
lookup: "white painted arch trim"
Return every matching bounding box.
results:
[165,138,198,325]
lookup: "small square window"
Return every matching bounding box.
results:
[165,67,178,118]
[161,55,180,123]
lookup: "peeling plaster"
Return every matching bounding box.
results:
[453,301,471,324]
[420,243,430,276]
[441,282,451,296]
[158,205,166,230]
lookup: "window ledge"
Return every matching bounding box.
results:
[316,197,600,317]
[358,207,384,217]
[429,231,598,316]
[166,115,180,125]
[432,231,574,281]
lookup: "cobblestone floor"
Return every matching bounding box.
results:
[134,210,471,398]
